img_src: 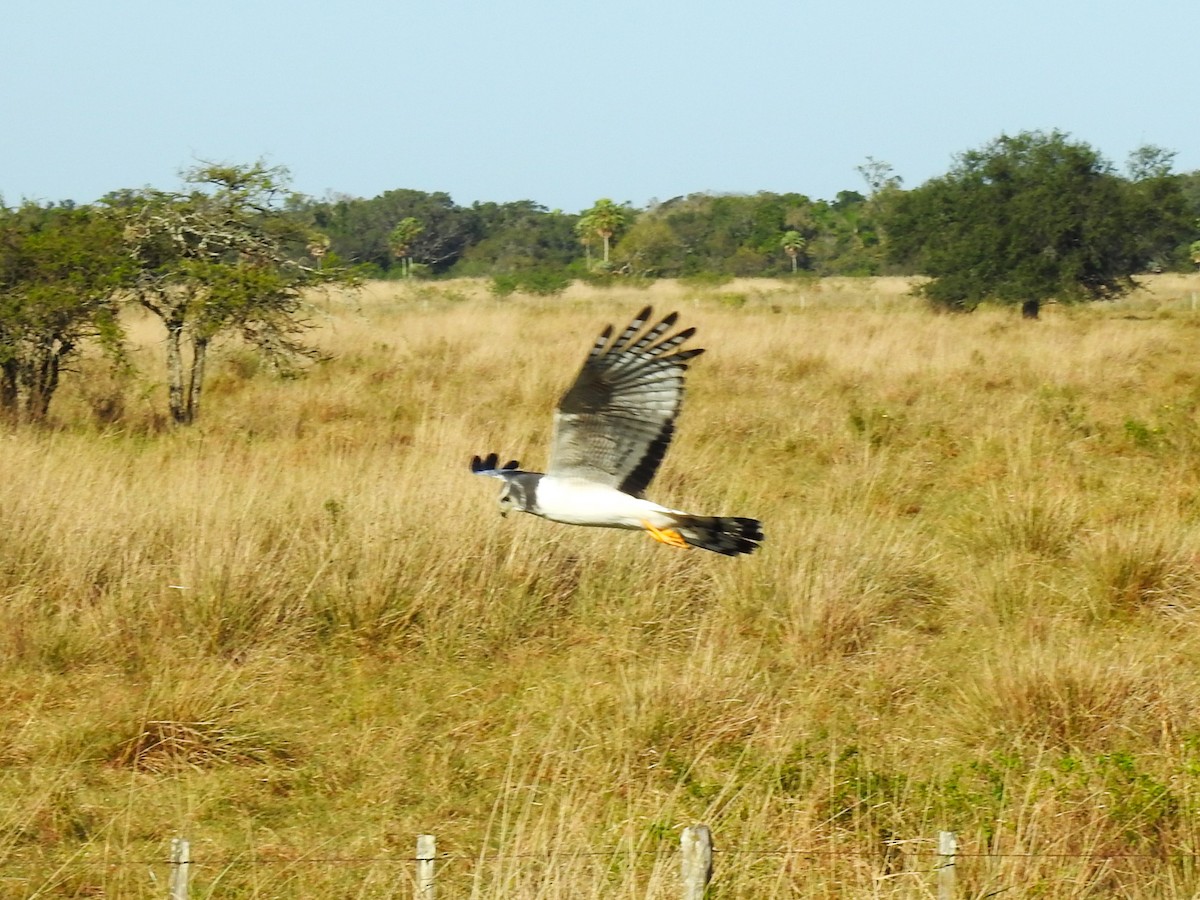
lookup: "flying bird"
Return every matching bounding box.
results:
[470,307,763,556]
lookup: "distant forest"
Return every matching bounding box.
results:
[289,187,894,279]
[284,153,1200,282]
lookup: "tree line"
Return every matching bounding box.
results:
[287,135,1198,292]
[2,130,1199,424]
[288,183,898,281]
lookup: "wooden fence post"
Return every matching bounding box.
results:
[168,837,190,900]
[937,830,957,900]
[680,824,713,900]
[416,833,436,900]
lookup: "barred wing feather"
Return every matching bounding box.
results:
[548,307,703,497]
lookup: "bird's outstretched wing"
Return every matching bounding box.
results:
[547,307,703,497]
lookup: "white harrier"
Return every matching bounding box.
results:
[470,307,763,556]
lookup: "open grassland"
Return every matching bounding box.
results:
[5,276,1200,897]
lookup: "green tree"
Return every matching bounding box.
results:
[0,202,130,421]
[307,233,331,268]
[856,157,903,195]
[780,230,806,273]
[806,192,882,276]
[388,217,424,279]
[637,192,819,277]
[302,189,473,276]
[1122,146,1191,272]
[885,130,1178,311]
[120,161,352,425]
[612,217,686,277]
[1125,144,1176,181]
[578,199,629,266]
[856,158,905,272]
[454,201,580,276]
[574,216,595,270]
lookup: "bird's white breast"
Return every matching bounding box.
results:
[533,477,675,530]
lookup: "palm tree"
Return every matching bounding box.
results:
[580,199,627,266]
[574,217,595,270]
[388,217,424,279]
[781,230,806,273]
[307,233,331,269]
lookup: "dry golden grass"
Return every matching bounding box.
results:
[3,275,1200,897]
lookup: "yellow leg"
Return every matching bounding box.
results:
[643,520,689,550]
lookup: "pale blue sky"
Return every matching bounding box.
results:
[3,0,1196,213]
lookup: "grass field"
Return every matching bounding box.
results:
[4,275,1200,897]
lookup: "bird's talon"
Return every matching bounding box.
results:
[643,521,689,549]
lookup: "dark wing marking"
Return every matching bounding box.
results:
[471,453,521,474]
[547,307,703,496]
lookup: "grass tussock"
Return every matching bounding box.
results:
[4,276,1200,897]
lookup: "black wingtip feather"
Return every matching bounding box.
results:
[470,453,521,473]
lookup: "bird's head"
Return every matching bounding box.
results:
[497,477,530,517]
[470,454,535,519]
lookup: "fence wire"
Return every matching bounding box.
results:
[36,844,1200,868]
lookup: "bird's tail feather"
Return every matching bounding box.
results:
[669,514,763,556]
